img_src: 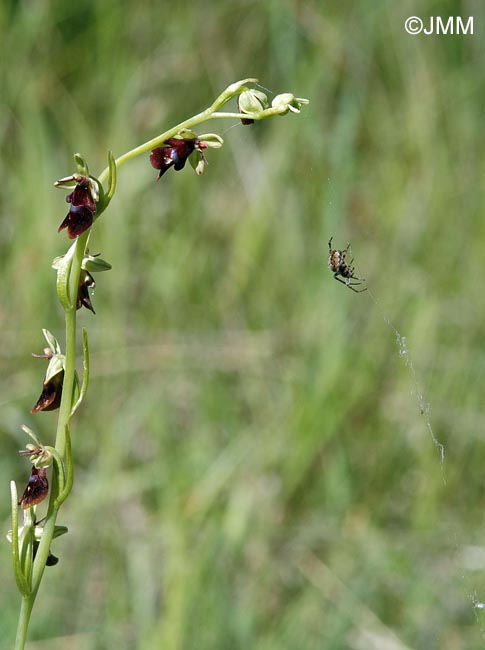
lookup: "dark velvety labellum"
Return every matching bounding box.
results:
[19,467,49,509]
[31,371,64,413]
[150,138,197,179]
[67,181,96,214]
[46,552,59,566]
[77,271,96,313]
[33,541,59,566]
[58,177,97,238]
[58,205,94,239]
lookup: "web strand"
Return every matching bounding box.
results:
[366,287,446,480]
[363,284,485,637]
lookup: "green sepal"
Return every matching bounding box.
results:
[44,353,65,384]
[74,153,89,176]
[177,128,197,140]
[41,329,61,356]
[82,253,112,273]
[21,425,43,448]
[198,133,224,148]
[189,152,206,175]
[31,524,68,542]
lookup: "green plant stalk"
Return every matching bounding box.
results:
[15,97,242,650]
[14,79,306,649]
[98,84,286,183]
[14,236,86,649]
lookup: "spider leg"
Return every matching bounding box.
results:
[328,237,333,252]
[333,274,348,286]
[333,274,367,293]
[347,284,367,293]
[345,276,367,292]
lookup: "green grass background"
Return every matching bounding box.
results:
[1,0,485,648]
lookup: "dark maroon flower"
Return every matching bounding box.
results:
[31,347,65,413]
[19,466,49,509]
[31,373,64,413]
[58,176,97,239]
[77,270,96,313]
[150,137,208,180]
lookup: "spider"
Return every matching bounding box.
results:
[327,237,367,293]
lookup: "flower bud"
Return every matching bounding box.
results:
[271,93,309,115]
[224,78,258,97]
[238,90,269,125]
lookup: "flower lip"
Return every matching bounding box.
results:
[31,371,64,413]
[19,466,49,509]
[150,138,197,179]
[150,136,209,180]
[77,270,96,314]
[31,342,65,413]
[57,175,97,239]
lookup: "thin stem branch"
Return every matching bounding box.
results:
[98,107,213,183]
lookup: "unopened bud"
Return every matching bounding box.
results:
[271,93,309,115]
[238,90,269,124]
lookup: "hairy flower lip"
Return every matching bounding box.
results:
[150,138,197,179]
[18,466,49,509]
[31,341,65,413]
[57,175,97,239]
[31,371,64,413]
[150,136,209,180]
[77,270,96,314]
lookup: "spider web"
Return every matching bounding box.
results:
[364,285,485,642]
[367,288,445,473]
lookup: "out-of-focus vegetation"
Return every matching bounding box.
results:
[1,0,485,648]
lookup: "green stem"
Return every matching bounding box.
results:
[13,77,292,648]
[210,107,286,120]
[15,233,89,648]
[98,106,283,184]
[98,97,287,183]
[15,596,32,650]
[97,78,260,183]
[14,87,245,648]
[99,107,213,182]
